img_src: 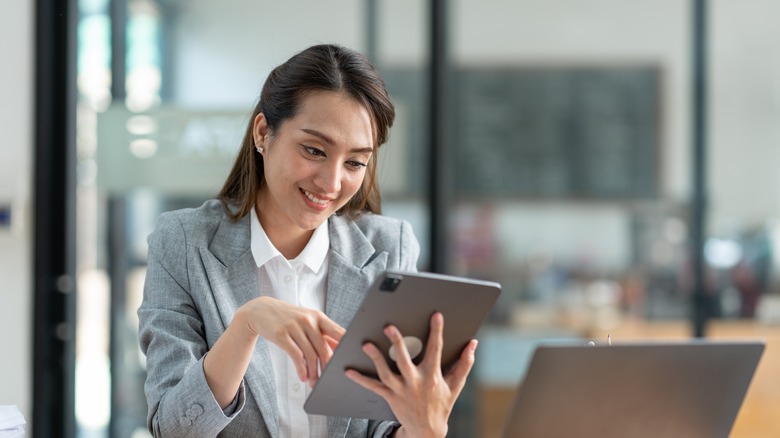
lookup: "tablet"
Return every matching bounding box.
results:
[501,340,765,438]
[304,270,501,420]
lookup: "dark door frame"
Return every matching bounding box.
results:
[32,0,78,437]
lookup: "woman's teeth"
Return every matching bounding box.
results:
[303,190,328,205]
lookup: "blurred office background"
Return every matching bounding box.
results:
[3,0,780,436]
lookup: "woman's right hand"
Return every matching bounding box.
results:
[235,296,345,386]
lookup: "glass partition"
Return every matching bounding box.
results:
[446,1,780,436]
[73,1,780,437]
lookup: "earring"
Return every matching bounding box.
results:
[256,145,264,154]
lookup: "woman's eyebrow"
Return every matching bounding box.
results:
[300,128,374,153]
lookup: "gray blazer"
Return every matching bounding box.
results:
[138,200,420,438]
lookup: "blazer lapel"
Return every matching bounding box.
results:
[325,215,389,327]
[199,213,280,438]
[325,215,389,437]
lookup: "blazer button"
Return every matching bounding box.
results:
[179,417,192,427]
[191,404,203,416]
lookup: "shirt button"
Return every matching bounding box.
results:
[293,382,301,392]
[284,275,293,283]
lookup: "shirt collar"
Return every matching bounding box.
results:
[250,207,330,273]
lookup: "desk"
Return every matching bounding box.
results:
[476,320,780,437]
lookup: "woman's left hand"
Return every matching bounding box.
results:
[344,312,478,438]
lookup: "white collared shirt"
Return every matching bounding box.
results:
[250,207,330,437]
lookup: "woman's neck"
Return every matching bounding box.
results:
[254,204,314,260]
[269,228,313,260]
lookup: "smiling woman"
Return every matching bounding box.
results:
[253,91,375,258]
[137,44,478,438]
[219,44,395,225]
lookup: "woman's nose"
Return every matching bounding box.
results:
[315,162,341,194]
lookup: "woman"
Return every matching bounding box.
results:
[138,44,477,437]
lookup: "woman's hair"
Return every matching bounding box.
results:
[218,44,396,221]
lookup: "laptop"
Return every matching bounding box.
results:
[501,340,765,438]
[304,270,501,420]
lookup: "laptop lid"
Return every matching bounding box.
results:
[502,340,765,438]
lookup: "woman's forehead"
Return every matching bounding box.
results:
[284,90,374,149]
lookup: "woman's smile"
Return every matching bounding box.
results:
[301,188,332,209]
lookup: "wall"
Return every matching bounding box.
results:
[169,0,364,109]
[0,0,33,424]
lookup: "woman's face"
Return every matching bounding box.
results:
[254,90,374,238]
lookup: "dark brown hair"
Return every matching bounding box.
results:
[218,44,395,221]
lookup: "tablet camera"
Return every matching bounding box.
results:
[379,274,402,292]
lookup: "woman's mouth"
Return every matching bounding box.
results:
[302,189,330,207]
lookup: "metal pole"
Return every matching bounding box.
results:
[428,0,448,274]
[691,0,710,337]
[365,0,378,65]
[110,0,127,100]
[428,2,477,436]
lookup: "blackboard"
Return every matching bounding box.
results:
[373,66,660,199]
[453,67,660,198]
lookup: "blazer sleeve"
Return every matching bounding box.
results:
[138,212,246,437]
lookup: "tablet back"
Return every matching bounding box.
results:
[304,270,501,420]
[501,341,765,438]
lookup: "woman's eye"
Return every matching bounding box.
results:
[347,161,368,170]
[303,146,326,157]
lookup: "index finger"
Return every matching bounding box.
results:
[319,334,340,368]
[307,316,345,383]
[319,315,346,341]
[308,314,345,365]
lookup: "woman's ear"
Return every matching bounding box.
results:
[253,113,269,147]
